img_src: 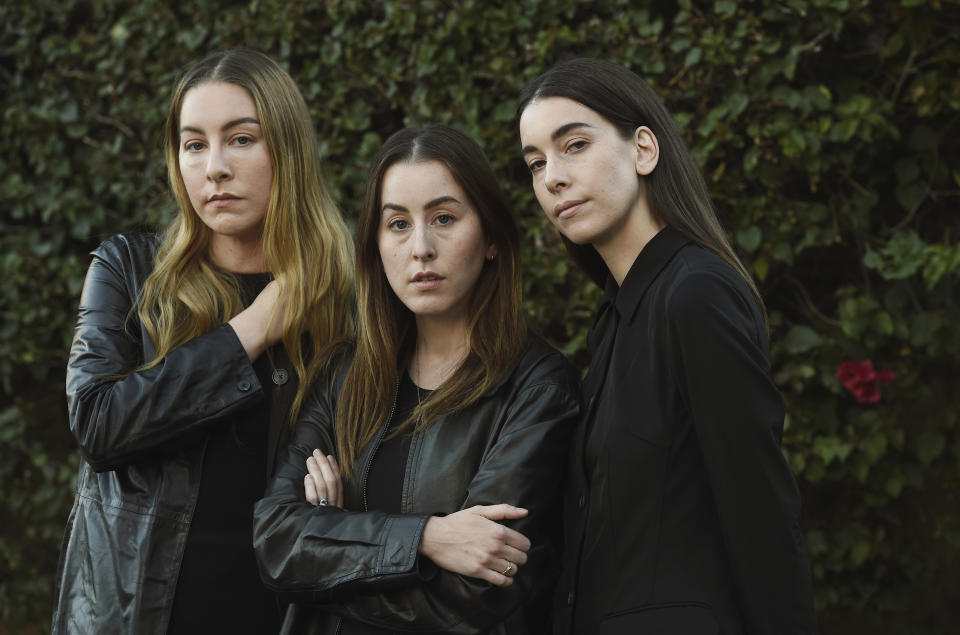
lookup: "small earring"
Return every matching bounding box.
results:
[486,253,495,261]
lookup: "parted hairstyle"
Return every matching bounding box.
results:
[139,48,355,422]
[518,58,766,322]
[334,125,526,476]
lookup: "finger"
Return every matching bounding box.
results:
[498,544,529,566]
[495,559,518,578]
[326,453,342,476]
[485,568,514,587]
[304,474,319,505]
[498,526,532,552]
[327,455,344,507]
[312,450,341,502]
[306,456,329,502]
[471,503,528,521]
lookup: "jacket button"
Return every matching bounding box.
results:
[566,590,575,605]
[578,493,586,508]
[238,380,251,392]
[272,368,289,385]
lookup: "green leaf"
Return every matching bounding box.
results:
[895,182,926,212]
[916,430,945,466]
[814,436,853,465]
[736,226,762,252]
[714,0,737,15]
[784,325,822,354]
[684,47,702,68]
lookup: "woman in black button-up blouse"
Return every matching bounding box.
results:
[518,59,817,635]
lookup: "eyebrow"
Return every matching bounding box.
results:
[382,195,462,214]
[180,117,261,135]
[520,122,594,155]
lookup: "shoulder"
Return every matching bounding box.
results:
[90,232,162,280]
[665,245,758,320]
[503,334,580,396]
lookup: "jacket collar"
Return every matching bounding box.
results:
[599,225,691,325]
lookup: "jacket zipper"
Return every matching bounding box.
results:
[361,378,399,512]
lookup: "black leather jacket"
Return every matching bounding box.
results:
[253,337,581,634]
[52,233,299,634]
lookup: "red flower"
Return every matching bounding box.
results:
[835,360,895,403]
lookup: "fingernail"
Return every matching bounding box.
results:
[313,449,321,457]
[304,475,311,481]
[327,455,335,461]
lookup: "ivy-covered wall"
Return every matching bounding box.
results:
[2,0,958,632]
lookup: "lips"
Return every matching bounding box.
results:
[207,193,240,207]
[412,271,444,290]
[554,199,586,220]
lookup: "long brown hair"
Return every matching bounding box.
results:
[140,48,355,421]
[335,125,526,476]
[518,58,766,322]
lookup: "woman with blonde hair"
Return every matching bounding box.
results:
[52,48,354,634]
[254,124,580,634]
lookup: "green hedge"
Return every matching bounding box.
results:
[2,0,958,632]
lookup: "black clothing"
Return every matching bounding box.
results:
[253,337,581,635]
[555,227,816,634]
[52,234,298,634]
[362,372,419,516]
[167,273,282,634]
[340,373,420,635]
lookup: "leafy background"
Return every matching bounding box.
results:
[2,0,958,632]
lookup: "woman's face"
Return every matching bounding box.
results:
[519,96,652,249]
[377,160,495,323]
[178,81,273,249]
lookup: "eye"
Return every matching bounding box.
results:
[388,219,409,231]
[234,135,253,146]
[184,141,205,152]
[527,159,546,173]
[435,213,454,225]
[566,139,588,152]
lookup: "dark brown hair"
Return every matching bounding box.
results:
[335,124,526,475]
[518,58,765,321]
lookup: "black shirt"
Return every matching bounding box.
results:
[168,273,284,634]
[340,372,423,635]
[557,227,816,634]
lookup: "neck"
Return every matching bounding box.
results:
[410,314,470,390]
[209,235,268,273]
[594,197,665,286]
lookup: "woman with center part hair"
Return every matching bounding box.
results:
[254,125,580,634]
[518,59,816,634]
[52,49,354,634]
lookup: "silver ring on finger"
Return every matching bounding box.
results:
[317,498,328,507]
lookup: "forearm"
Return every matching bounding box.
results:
[68,324,260,471]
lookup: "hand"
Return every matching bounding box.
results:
[418,504,531,586]
[304,449,343,509]
[228,280,289,360]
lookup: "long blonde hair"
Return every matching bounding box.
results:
[139,48,354,421]
[335,125,526,476]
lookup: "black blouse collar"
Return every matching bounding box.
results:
[600,225,691,325]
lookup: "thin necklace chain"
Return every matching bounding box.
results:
[413,346,468,412]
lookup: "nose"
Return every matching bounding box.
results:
[205,144,232,183]
[411,225,436,262]
[543,160,569,193]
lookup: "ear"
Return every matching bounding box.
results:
[486,243,498,261]
[633,126,659,176]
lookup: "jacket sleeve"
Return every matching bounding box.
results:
[66,236,262,472]
[666,269,817,634]
[253,353,581,634]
